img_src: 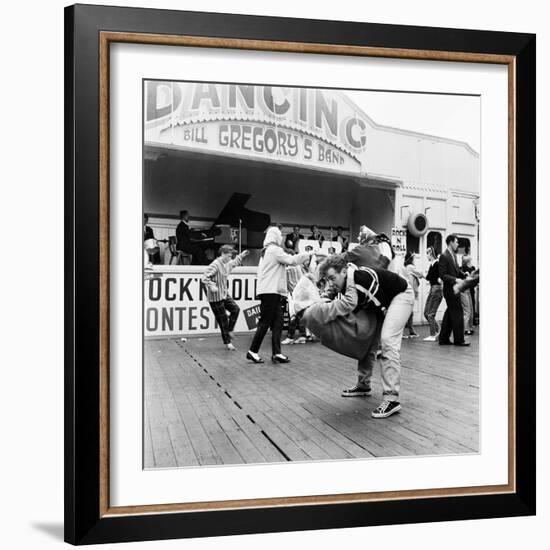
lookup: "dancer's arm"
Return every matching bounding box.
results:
[228,249,249,271]
[273,247,312,266]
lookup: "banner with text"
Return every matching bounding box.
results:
[144,268,260,337]
[145,82,366,174]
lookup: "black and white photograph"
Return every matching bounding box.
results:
[142,80,481,469]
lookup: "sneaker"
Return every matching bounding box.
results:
[293,336,307,344]
[305,335,318,343]
[272,354,290,364]
[226,343,237,351]
[246,351,264,364]
[409,332,419,338]
[341,384,371,397]
[372,400,402,418]
[423,335,437,341]
[402,334,409,339]
[281,337,294,345]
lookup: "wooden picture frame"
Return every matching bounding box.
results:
[65,4,536,544]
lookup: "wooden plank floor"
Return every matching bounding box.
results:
[144,326,479,468]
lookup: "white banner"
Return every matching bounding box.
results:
[144,266,260,337]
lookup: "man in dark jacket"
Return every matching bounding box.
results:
[318,254,413,418]
[438,234,469,346]
[143,214,161,264]
[175,209,208,265]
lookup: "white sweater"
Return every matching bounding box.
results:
[257,245,310,296]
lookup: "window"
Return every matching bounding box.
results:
[427,231,443,256]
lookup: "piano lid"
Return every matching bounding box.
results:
[212,193,271,232]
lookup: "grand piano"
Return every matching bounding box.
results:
[192,192,271,253]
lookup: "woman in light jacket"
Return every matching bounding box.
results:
[247,226,312,364]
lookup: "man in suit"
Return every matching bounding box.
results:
[175,209,208,265]
[285,226,304,251]
[438,234,470,346]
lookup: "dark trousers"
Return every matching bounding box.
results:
[439,291,465,344]
[209,297,240,344]
[147,251,161,264]
[178,244,207,265]
[405,312,415,334]
[288,314,306,338]
[249,294,286,356]
[424,284,443,336]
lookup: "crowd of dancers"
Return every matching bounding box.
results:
[200,224,479,419]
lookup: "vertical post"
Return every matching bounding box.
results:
[238,218,242,254]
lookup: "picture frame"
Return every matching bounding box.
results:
[64,3,536,545]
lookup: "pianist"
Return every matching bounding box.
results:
[176,209,208,265]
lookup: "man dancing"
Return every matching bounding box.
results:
[292,272,379,385]
[202,245,249,351]
[317,254,414,418]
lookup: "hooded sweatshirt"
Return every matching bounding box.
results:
[257,226,311,296]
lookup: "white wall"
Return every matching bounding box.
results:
[0,1,546,550]
[364,125,480,193]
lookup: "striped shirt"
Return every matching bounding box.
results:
[202,253,245,302]
[286,265,307,294]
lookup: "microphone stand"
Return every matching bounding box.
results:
[238,218,242,254]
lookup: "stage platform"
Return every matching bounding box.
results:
[144,327,479,468]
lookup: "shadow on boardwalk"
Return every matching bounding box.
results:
[144,327,479,468]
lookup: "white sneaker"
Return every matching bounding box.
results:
[423,335,437,341]
[281,338,294,345]
[293,336,307,344]
[226,343,237,351]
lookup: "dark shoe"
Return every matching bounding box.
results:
[439,340,452,345]
[372,400,401,418]
[272,354,290,364]
[341,384,372,397]
[246,351,264,363]
[454,342,471,347]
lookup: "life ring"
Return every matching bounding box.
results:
[407,212,429,237]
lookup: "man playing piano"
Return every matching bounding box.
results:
[176,209,208,265]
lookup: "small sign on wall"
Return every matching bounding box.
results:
[391,227,407,255]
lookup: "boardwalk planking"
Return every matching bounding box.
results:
[144,326,480,468]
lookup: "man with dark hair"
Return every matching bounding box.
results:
[202,245,249,350]
[438,234,470,346]
[285,225,304,251]
[309,225,325,245]
[143,213,161,264]
[319,254,413,418]
[335,226,349,252]
[175,209,208,265]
